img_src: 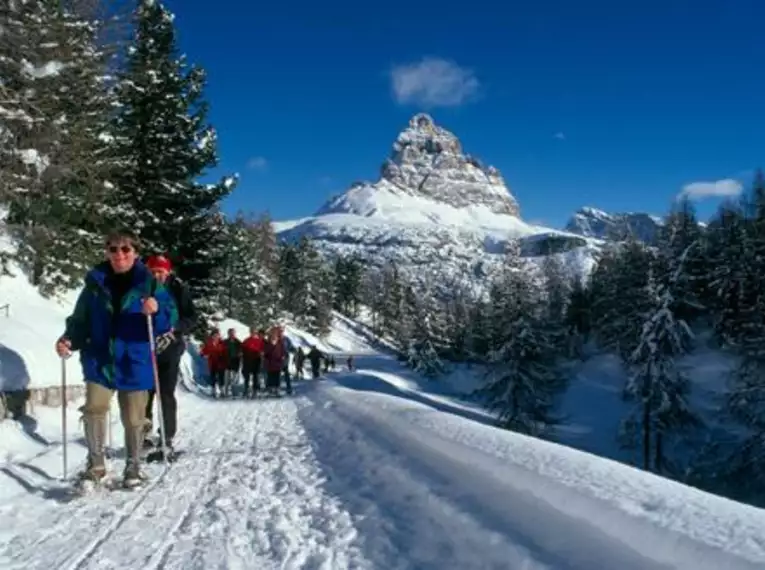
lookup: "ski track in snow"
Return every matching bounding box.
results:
[0,394,366,570]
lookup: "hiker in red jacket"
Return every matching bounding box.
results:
[241,327,265,398]
[263,326,287,396]
[200,329,226,398]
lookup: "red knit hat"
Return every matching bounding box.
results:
[146,254,172,272]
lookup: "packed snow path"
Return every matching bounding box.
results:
[2,364,765,569]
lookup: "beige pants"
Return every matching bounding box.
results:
[81,382,148,429]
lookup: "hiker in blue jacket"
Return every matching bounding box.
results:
[55,230,178,488]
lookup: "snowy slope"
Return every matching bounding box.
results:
[1,336,765,569]
[274,114,601,288]
[0,209,83,391]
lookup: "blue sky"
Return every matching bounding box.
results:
[165,0,764,228]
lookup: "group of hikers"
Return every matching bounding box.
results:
[53,228,355,490]
[199,326,333,398]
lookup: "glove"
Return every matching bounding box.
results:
[155,331,176,355]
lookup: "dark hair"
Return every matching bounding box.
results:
[105,229,141,250]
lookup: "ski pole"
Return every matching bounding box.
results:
[60,357,68,480]
[146,315,169,467]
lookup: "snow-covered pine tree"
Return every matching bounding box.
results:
[723,171,765,498]
[333,254,364,317]
[466,297,493,360]
[360,266,386,335]
[1,0,119,294]
[212,211,278,328]
[191,209,228,325]
[539,254,570,357]
[620,253,699,474]
[278,241,302,318]
[590,238,653,359]
[564,276,592,357]
[405,283,448,378]
[441,276,474,362]
[110,0,236,318]
[249,213,281,327]
[378,262,405,339]
[733,171,765,356]
[477,239,566,435]
[656,196,707,323]
[295,237,333,336]
[705,200,749,346]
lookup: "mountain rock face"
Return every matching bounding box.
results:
[381,113,519,216]
[564,207,663,244]
[317,113,520,219]
[276,114,597,290]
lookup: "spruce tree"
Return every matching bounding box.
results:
[405,283,448,377]
[478,239,566,435]
[540,254,569,356]
[1,0,118,294]
[111,0,236,319]
[590,239,653,359]
[213,211,279,328]
[620,259,699,474]
[565,277,592,357]
[296,237,333,336]
[250,213,281,327]
[706,200,748,345]
[656,196,706,323]
[723,171,765,498]
[333,254,364,317]
[379,262,405,338]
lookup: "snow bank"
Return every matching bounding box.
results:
[303,379,765,568]
[0,269,83,392]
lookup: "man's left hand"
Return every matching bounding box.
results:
[142,297,158,315]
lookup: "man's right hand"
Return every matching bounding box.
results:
[55,337,72,358]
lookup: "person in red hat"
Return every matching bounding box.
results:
[142,254,196,461]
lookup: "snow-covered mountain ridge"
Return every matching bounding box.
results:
[275,114,600,286]
[564,206,664,244]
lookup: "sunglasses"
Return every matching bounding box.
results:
[108,245,133,254]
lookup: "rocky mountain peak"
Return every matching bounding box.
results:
[379,113,519,216]
[318,114,520,218]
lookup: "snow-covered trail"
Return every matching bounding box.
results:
[0,393,366,570]
[2,367,765,570]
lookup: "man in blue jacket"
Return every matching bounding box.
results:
[55,230,178,488]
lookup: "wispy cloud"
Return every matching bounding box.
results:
[390,57,479,108]
[553,132,565,141]
[246,156,268,171]
[679,178,744,200]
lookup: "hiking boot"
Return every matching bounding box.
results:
[78,456,107,484]
[122,459,148,488]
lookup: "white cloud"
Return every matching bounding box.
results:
[553,132,565,141]
[679,178,743,200]
[246,156,268,171]
[390,57,479,108]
